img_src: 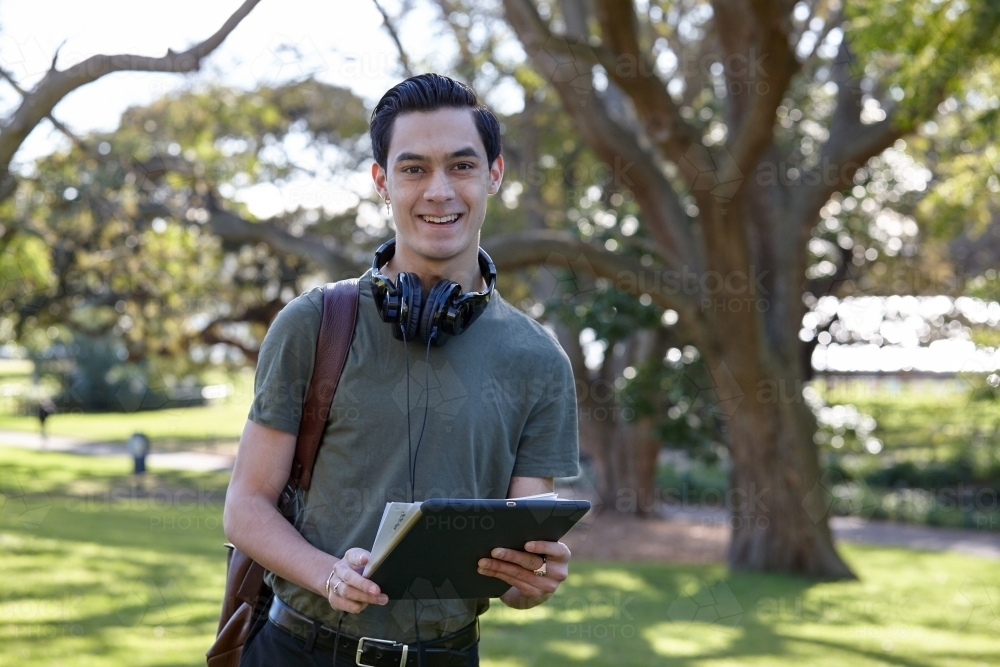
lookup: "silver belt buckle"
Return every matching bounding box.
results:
[356,636,408,667]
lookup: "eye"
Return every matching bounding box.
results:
[402,166,422,174]
[453,162,474,170]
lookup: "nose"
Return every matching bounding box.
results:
[423,168,456,202]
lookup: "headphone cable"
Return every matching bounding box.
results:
[331,611,344,667]
[410,330,434,502]
[402,322,414,502]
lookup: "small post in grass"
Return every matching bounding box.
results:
[127,432,150,492]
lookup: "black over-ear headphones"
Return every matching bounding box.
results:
[370,237,496,346]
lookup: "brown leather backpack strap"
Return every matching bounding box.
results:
[288,279,360,492]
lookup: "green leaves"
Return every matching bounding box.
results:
[0,79,374,400]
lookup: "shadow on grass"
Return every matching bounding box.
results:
[479,560,966,667]
[4,448,998,666]
[2,497,229,665]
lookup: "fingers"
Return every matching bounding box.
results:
[478,554,564,585]
[476,541,571,598]
[488,541,571,574]
[342,548,370,572]
[328,580,368,614]
[486,547,547,573]
[525,540,572,562]
[477,561,552,598]
[327,549,388,613]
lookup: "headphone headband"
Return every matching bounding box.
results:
[369,238,496,345]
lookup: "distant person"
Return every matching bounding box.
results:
[37,398,56,445]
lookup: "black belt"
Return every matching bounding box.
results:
[268,596,478,667]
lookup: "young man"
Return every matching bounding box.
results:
[224,73,579,666]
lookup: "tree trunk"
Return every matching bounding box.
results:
[558,323,665,517]
[610,416,662,516]
[722,355,853,577]
[700,189,855,577]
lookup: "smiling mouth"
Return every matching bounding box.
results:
[419,213,462,224]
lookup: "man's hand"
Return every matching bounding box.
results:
[326,548,388,614]
[477,540,571,609]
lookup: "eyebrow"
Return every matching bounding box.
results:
[393,146,482,164]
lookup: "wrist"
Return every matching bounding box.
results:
[314,555,340,598]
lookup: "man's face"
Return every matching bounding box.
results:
[372,107,503,267]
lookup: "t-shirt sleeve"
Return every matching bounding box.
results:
[247,289,324,435]
[511,345,580,479]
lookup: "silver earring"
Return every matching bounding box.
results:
[385,198,390,214]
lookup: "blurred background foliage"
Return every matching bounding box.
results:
[0,0,998,530]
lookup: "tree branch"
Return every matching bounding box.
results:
[198,318,271,362]
[713,0,801,183]
[592,0,701,169]
[484,229,710,347]
[0,64,27,96]
[789,40,902,232]
[46,114,87,149]
[372,0,414,77]
[800,4,843,67]
[501,0,702,279]
[121,151,366,279]
[0,0,262,204]
[203,201,366,281]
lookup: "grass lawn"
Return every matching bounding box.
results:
[0,393,252,450]
[2,448,998,666]
[0,401,250,448]
[823,380,1000,464]
[0,368,254,448]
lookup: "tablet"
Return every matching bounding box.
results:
[366,498,592,599]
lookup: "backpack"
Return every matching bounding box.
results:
[205,279,359,667]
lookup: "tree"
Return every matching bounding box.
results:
[486,0,1000,577]
[0,0,262,208]
[0,79,373,379]
[4,0,999,579]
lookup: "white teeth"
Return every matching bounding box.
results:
[422,214,459,224]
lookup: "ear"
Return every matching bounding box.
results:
[487,154,504,195]
[372,161,388,200]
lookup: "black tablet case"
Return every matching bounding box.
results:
[367,498,592,599]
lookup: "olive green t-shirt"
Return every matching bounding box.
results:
[247,271,579,642]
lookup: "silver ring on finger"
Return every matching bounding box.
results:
[533,555,547,577]
[333,580,344,597]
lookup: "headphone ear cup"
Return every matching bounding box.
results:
[421,280,457,343]
[398,273,423,342]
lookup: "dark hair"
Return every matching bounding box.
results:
[370,73,502,169]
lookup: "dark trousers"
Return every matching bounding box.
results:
[240,617,480,667]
